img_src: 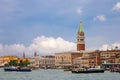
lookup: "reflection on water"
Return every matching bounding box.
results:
[0,68,120,80]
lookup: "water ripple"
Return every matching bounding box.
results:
[0,69,120,80]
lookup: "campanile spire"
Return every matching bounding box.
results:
[78,21,84,32]
[77,21,85,51]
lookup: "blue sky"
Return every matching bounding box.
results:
[0,0,120,56]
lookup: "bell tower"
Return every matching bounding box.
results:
[23,52,25,58]
[77,21,85,51]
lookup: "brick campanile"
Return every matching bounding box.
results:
[77,21,85,51]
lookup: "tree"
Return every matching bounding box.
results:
[24,59,30,66]
[8,60,18,66]
[19,60,30,67]
[19,60,24,67]
[7,59,30,67]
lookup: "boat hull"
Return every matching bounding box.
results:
[4,68,32,72]
[72,70,104,73]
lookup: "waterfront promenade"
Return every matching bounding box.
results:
[0,68,120,80]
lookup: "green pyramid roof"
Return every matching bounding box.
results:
[78,21,84,32]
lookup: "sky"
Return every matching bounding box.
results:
[0,0,120,57]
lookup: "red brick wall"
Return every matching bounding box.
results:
[77,44,85,51]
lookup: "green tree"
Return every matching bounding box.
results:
[7,60,30,67]
[19,60,30,67]
[8,60,18,66]
[24,59,30,66]
[19,60,24,67]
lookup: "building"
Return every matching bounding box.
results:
[54,21,86,69]
[73,57,81,67]
[29,52,41,67]
[33,52,39,66]
[73,50,101,67]
[101,50,120,64]
[89,50,101,66]
[73,52,89,67]
[32,53,55,68]
[19,53,30,62]
[0,56,19,66]
[100,50,120,68]
[55,52,82,68]
[39,56,55,68]
[77,21,85,51]
[22,52,25,59]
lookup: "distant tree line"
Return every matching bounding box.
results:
[5,60,30,67]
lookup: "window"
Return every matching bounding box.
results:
[80,39,84,41]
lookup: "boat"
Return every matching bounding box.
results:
[71,68,104,73]
[64,69,72,71]
[71,51,104,73]
[110,66,120,72]
[4,66,32,72]
[31,67,39,70]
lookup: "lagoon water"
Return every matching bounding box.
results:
[0,68,120,80]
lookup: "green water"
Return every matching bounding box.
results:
[0,68,120,80]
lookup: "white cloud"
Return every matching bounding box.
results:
[27,36,76,55]
[94,15,106,22]
[113,2,120,11]
[0,44,3,53]
[4,44,26,54]
[99,43,120,51]
[0,36,76,56]
[76,7,82,14]
[0,44,26,56]
[0,36,119,57]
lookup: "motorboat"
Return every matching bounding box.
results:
[4,66,32,72]
[71,67,104,73]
